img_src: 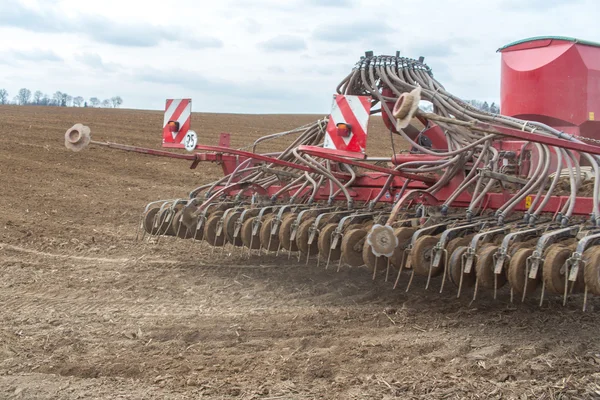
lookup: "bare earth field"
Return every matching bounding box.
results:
[1,105,600,399]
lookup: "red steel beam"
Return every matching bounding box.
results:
[297,145,437,184]
[478,122,600,156]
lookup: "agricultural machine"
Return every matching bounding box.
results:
[65,36,600,309]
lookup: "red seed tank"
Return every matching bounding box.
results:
[498,36,600,140]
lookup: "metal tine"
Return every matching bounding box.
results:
[439,249,449,293]
[457,252,467,298]
[522,258,531,303]
[325,245,333,270]
[393,248,408,289]
[372,257,378,281]
[385,257,391,283]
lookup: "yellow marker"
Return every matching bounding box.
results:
[525,195,533,209]
[591,112,595,121]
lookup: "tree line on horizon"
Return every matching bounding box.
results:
[0,88,123,108]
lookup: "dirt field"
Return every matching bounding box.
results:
[1,105,600,399]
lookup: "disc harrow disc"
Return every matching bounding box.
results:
[143,208,160,235]
[204,211,226,246]
[508,247,539,295]
[296,217,319,255]
[389,227,417,269]
[278,214,299,252]
[583,246,600,295]
[224,211,243,246]
[259,214,280,251]
[156,209,176,236]
[542,244,573,294]
[411,235,443,277]
[362,240,388,273]
[317,223,341,261]
[449,246,473,288]
[172,209,194,239]
[341,228,368,267]
[475,245,506,289]
[241,216,261,249]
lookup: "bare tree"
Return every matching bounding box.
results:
[17,88,32,105]
[110,96,123,108]
[33,91,43,105]
[490,102,500,114]
[73,96,84,107]
[89,97,100,107]
[53,91,63,106]
[101,99,111,108]
[0,89,8,105]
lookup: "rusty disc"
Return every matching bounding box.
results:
[389,227,417,269]
[542,244,572,294]
[296,217,318,255]
[446,235,472,260]
[448,246,473,288]
[143,208,159,235]
[172,209,194,239]
[203,211,225,246]
[362,240,388,274]
[278,214,298,251]
[259,214,280,251]
[341,228,368,267]
[583,246,600,295]
[411,235,443,277]
[508,247,538,295]
[224,211,243,246]
[317,223,341,261]
[240,216,261,249]
[475,245,506,289]
[155,209,175,235]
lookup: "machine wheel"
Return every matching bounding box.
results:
[411,235,443,277]
[449,246,473,288]
[317,223,341,261]
[475,245,506,289]
[240,216,261,249]
[389,227,417,269]
[203,211,225,246]
[341,229,368,267]
[542,244,572,294]
[362,240,388,274]
[583,246,600,295]
[508,248,538,295]
[259,214,280,251]
[278,214,298,252]
[224,211,243,246]
[143,208,160,235]
[296,217,319,255]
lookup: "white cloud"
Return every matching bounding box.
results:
[0,0,597,113]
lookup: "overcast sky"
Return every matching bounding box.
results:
[0,0,597,113]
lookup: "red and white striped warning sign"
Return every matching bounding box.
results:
[162,99,192,148]
[324,95,372,154]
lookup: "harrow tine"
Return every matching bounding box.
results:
[457,253,466,299]
[405,269,415,293]
[372,257,378,281]
[385,257,391,283]
[439,249,449,294]
[393,250,408,290]
[325,246,333,270]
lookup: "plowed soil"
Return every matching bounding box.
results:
[1,105,599,399]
